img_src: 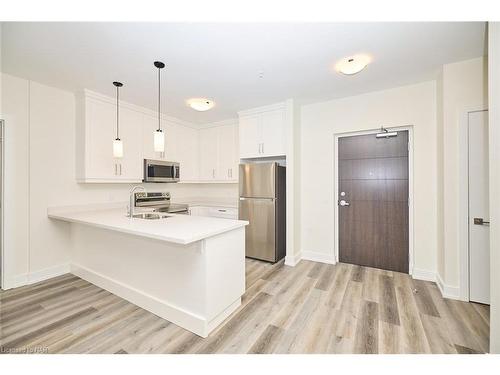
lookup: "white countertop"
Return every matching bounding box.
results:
[48,205,248,245]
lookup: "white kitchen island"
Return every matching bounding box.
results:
[48,205,248,338]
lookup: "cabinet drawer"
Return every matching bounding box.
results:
[208,207,238,220]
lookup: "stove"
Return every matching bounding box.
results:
[134,192,189,214]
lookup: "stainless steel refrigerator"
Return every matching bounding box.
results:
[239,162,286,263]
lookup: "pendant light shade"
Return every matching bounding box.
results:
[154,129,164,152]
[113,81,124,158]
[113,138,123,158]
[153,61,166,153]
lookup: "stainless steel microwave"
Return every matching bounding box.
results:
[143,159,180,183]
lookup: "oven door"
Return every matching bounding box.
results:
[144,160,180,182]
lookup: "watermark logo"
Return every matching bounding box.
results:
[0,346,49,354]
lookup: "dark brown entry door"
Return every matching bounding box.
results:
[338,131,409,273]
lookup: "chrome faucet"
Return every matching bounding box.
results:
[128,185,146,217]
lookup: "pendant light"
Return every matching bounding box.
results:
[112,81,124,158]
[153,61,165,153]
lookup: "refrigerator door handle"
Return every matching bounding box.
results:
[239,197,276,201]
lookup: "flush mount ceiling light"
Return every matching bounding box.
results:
[112,81,124,158]
[187,98,215,112]
[153,61,165,153]
[336,54,371,75]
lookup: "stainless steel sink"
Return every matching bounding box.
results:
[132,213,171,220]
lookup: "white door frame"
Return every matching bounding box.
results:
[333,126,415,274]
[0,119,4,290]
[458,108,489,302]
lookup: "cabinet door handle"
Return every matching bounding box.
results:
[262,143,264,154]
[213,169,215,178]
[229,168,232,178]
[258,143,261,154]
[114,164,117,175]
[119,164,122,175]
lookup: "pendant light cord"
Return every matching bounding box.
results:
[157,67,161,132]
[116,85,119,139]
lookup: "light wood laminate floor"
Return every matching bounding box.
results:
[0,259,490,354]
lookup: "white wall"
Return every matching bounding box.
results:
[488,22,500,354]
[440,57,488,293]
[300,81,438,275]
[1,73,238,288]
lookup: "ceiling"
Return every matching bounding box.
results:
[1,22,486,124]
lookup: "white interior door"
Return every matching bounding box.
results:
[0,120,3,288]
[468,110,490,304]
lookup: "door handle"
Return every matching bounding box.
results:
[339,200,350,206]
[239,197,275,202]
[473,218,490,225]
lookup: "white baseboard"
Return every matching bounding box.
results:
[28,263,71,284]
[284,251,302,267]
[3,273,28,289]
[71,263,237,337]
[301,250,336,265]
[412,268,436,282]
[411,268,461,300]
[436,273,461,300]
[2,263,70,290]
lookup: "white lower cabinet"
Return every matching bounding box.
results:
[189,206,238,220]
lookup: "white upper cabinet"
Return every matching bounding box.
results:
[238,104,286,159]
[199,127,219,181]
[76,93,143,183]
[238,114,261,158]
[76,90,238,184]
[175,125,199,182]
[142,115,177,162]
[261,109,286,157]
[119,107,144,180]
[84,96,116,180]
[198,123,239,182]
[217,124,238,181]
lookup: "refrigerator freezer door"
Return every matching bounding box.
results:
[239,163,276,198]
[239,197,276,262]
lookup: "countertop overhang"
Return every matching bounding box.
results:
[48,205,248,245]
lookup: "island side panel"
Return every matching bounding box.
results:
[203,226,246,333]
[69,223,209,336]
